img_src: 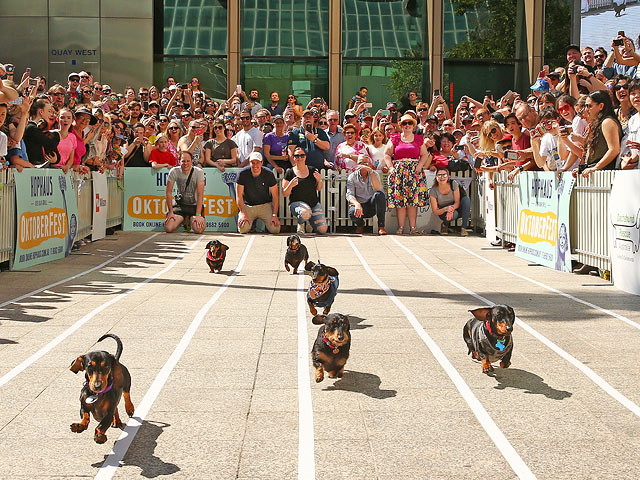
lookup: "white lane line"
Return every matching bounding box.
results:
[94,236,255,480]
[0,233,160,309]
[0,235,203,389]
[348,238,536,480]
[391,237,640,418]
[442,237,640,331]
[297,272,315,480]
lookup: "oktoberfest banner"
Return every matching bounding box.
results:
[13,169,79,270]
[609,171,640,296]
[515,172,575,272]
[123,167,239,232]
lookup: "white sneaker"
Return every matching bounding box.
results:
[297,223,305,234]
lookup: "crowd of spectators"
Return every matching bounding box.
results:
[1,29,639,250]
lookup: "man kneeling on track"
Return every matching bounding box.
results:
[164,150,206,234]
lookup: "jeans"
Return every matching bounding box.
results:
[438,195,470,228]
[289,200,328,232]
[348,191,386,227]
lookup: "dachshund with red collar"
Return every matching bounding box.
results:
[69,334,134,444]
[311,313,351,382]
[463,305,515,374]
[205,240,228,273]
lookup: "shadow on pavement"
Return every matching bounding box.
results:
[324,370,397,399]
[491,368,573,400]
[92,419,179,478]
[0,338,18,344]
[346,315,372,330]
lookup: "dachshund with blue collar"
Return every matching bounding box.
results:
[463,305,516,374]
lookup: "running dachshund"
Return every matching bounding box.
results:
[311,313,351,383]
[284,234,309,274]
[69,333,134,444]
[305,261,339,315]
[463,305,516,374]
[205,240,229,273]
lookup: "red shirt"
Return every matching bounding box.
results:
[150,148,177,167]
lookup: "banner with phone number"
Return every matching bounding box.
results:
[515,172,575,272]
[13,169,79,270]
[122,167,240,232]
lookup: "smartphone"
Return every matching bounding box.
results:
[474,157,483,169]
[531,125,547,137]
[28,78,38,87]
[485,90,493,99]
[503,90,515,104]
[25,67,31,75]
[505,150,519,161]
[313,98,322,105]
[390,111,398,123]
[433,89,440,97]
[364,102,373,109]
[195,127,205,136]
[613,38,624,46]
[559,125,573,135]
[235,84,242,94]
[380,109,390,116]
[455,145,465,151]
[461,95,467,103]
[143,100,149,110]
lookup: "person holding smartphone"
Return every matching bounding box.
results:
[177,120,206,167]
[286,109,331,170]
[618,78,640,170]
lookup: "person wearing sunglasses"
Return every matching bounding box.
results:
[232,110,263,167]
[383,114,431,235]
[285,94,303,118]
[263,115,290,174]
[335,123,372,172]
[203,119,238,171]
[429,167,470,236]
[530,109,575,173]
[611,75,635,129]
[556,94,588,137]
[165,120,183,161]
[282,146,328,234]
[619,78,640,170]
[286,109,332,170]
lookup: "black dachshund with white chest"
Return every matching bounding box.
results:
[284,234,308,274]
[311,313,351,383]
[463,305,516,374]
[205,240,228,273]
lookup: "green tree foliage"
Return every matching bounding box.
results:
[544,0,571,68]
[388,49,424,102]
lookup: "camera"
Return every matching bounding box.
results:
[28,78,38,87]
[180,83,189,89]
[174,193,183,204]
[559,125,573,135]
[5,64,14,73]
[142,100,149,110]
[613,38,624,46]
[455,145,465,151]
[433,89,440,97]
[505,150,519,161]
[304,123,313,133]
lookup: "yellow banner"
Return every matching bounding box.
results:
[518,209,557,246]
[127,195,238,219]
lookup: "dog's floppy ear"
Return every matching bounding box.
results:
[222,244,229,251]
[506,305,516,325]
[326,266,339,277]
[304,261,315,275]
[69,355,86,373]
[312,314,326,325]
[205,241,212,250]
[470,307,492,322]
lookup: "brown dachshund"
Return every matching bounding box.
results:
[69,334,134,444]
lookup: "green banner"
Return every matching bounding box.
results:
[13,169,79,270]
[123,167,240,232]
[515,172,575,272]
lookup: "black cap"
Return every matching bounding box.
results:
[566,44,581,53]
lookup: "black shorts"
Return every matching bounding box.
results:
[173,202,205,218]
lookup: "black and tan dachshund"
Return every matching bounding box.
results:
[311,313,351,383]
[69,333,134,444]
[284,234,309,274]
[205,240,228,273]
[305,261,340,315]
[463,305,516,374]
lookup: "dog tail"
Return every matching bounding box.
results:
[97,333,123,361]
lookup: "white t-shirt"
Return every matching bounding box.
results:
[367,144,386,170]
[0,131,7,158]
[233,127,263,164]
[620,112,640,167]
[572,116,588,136]
[539,133,561,170]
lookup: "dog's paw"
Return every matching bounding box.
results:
[70,422,88,433]
[472,351,480,361]
[323,307,331,315]
[482,363,494,374]
[112,419,125,429]
[285,264,290,272]
[327,371,337,379]
[292,269,297,275]
[94,431,107,444]
[500,361,511,369]
[309,305,317,315]
[315,368,324,383]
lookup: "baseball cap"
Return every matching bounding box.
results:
[68,72,80,81]
[272,114,284,122]
[530,78,550,92]
[344,109,356,117]
[248,152,263,163]
[386,102,398,110]
[566,44,581,54]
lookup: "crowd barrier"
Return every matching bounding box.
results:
[0,166,629,279]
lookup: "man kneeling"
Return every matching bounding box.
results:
[346,155,387,235]
[165,151,206,234]
[236,152,281,234]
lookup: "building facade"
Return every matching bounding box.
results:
[1,0,570,112]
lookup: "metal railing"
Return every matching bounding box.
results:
[583,0,637,11]
[0,169,15,265]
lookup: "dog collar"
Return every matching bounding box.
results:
[84,380,113,404]
[322,333,340,354]
[207,250,224,262]
[485,321,507,340]
[289,244,299,251]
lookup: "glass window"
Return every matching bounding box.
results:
[342,0,428,58]
[240,58,329,109]
[241,0,329,57]
[164,2,227,55]
[443,0,528,103]
[159,57,227,101]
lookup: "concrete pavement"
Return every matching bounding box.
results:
[1,230,639,479]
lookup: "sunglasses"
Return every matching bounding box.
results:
[140,93,149,97]
[595,54,606,59]
[318,121,328,126]
[80,75,89,79]
[436,173,448,178]
[181,113,191,118]
[70,78,80,82]
[240,116,251,120]
[614,84,629,91]
[489,128,498,135]
[159,119,169,122]
[51,92,64,96]
[168,126,180,130]
[288,96,295,99]
[293,153,306,158]
[418,108,428,112]
[401,121,414,126]
[344,131,355,135]
[94,87,102,91]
